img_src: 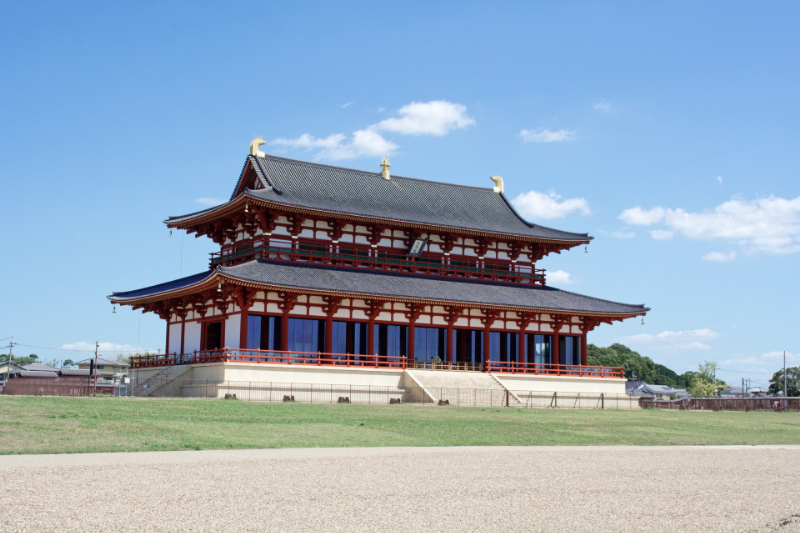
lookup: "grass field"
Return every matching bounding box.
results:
[1,396,799,454]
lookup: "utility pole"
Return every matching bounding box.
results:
[94,341,99,396]
[3,339,13,387]
[784,351,787,398]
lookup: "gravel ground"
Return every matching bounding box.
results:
[1,446,798,532]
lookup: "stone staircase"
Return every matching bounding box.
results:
[405,369,523,407]
[134,365,193,397]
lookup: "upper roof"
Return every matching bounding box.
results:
[110,259,648,317]
[168,154,591,243]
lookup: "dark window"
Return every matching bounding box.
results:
[530,334,552,365]
[455,330,482,363]
[205,322,222,350]
[288,318,325,353]
[489,332,518,363]
[414,327,445,361]
[247,315,281,350]
[559,336,581,366]
[375,324,407,357]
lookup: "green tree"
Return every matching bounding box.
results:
[687,361,727,397]
[29,354,39,361]
[587,343,681,385]
[63,359,74,368]
[768,366,799,397]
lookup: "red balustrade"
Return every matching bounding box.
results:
[486,360,624,379]
[131,349,407,369]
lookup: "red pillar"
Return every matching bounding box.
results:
[166,321,171,355]
[446,324,454,363]
[408,323,415,360]
[368,317,376,356]
[325,315,333,354]
[552,329,560,368]
[483,327,491,368]
[519,333,527,367]
[581,333,588,365]
[281,310,290,351]
[240,313,248,349]
[180,317,185,355]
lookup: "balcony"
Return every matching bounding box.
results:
[210,242,546,285]
[130,348,624,379]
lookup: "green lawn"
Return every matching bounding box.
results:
[1,396,798,454]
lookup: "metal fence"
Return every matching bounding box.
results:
[2,378,115,397]
[640,397,800,411]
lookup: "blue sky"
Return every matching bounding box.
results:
[2,1,798,387]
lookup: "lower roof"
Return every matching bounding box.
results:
[111,260,648,317]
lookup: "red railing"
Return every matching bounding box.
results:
[210,242,546,285]
[486,360,625,379]
[132,350,624,378]
[132,348,407,369]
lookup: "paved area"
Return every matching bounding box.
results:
[1,446,799,532]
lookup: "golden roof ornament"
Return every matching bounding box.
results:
[490,175,504,193]
[250,136,266,157]
[380,156,391,180]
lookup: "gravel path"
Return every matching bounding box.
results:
[2,446,799,532]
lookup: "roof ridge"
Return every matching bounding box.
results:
[255,152,498,192]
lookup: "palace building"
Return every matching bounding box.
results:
[109,139,648,400]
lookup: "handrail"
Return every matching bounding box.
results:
[209,242,545,285]
[131,348,407,369]
[486,360,625,379]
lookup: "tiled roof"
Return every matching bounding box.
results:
[74,357,130,367]
[168,154,591,242]
[108,272,210,301]
[60,368,93,376]
[22,363,60,372]
[19,370,59,378]
[110,259,648,316]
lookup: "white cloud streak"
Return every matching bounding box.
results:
[60,341,156,354]
[272,100,473,160]
[611,231,635,239]
[618,329,719,352]
[375,101,474,136]
[702,251,736,262]
[650,229,674,240]
[511,191,591,220]
[195,197,225,206]
[619,196,800,254]
[546,270,575,286]
[593,102,613,112]
[519,128,576,143]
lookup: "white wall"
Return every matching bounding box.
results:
[168,323,182,354]
[493,374,626,395]
[225,314,241,348]
[184,321,202,353]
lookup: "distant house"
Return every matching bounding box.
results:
[625,381,645,395]
[75,357,130,381]
[634,383,688,399]
[748,387,770,397]
[22,362,60,373]
[0,360,26,380]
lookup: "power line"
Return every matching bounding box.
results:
[12,343,156,354]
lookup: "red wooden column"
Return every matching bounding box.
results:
[551,316,565,368]
[581,333,588,366]
[480,309,500,369]
[444,307,463,364]
[365,300,384,358]
[323,297,342,354]
[404,304,423,362]
[279,292,298,351]
[516,313,534,366]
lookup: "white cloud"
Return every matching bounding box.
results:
[611,231,635,239]
[341,102,353,108]
[519,128,576,143]
[546,270,575,286]
[618,329,719,352]
[375,100,474,136]
[512,190,591,220]
[650,229,674,240]
[716,176,723,185]
[702,251,736,262]
[60,341,155,354]
[195,197,225,206]
[272,100,472,160]
[594,101,613,112]
[618,196,800,254]
[619,206,666,226]
[273,130,398,161]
